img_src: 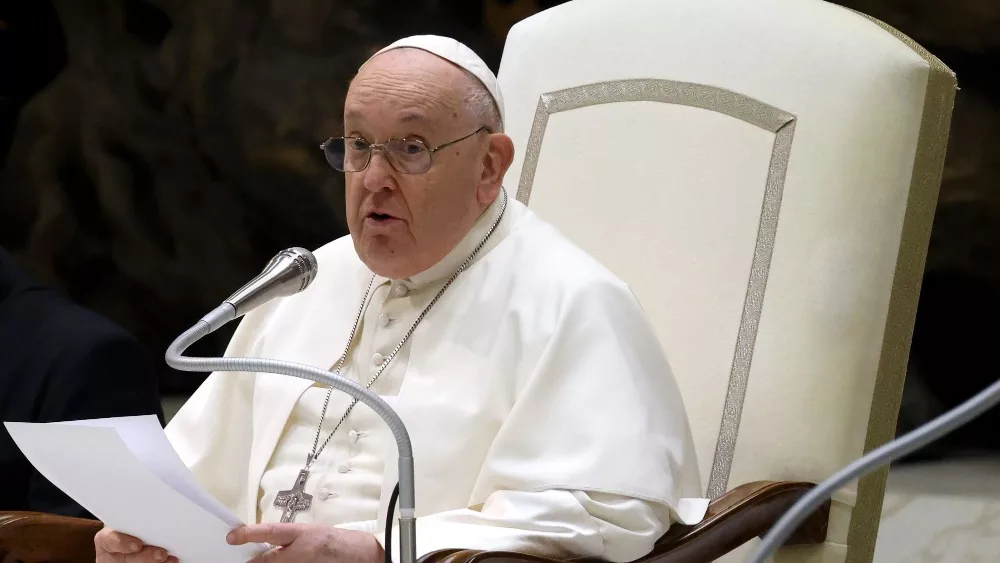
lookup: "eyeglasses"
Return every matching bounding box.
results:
[320,126,490,174]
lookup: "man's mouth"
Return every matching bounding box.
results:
[366,212,398,224]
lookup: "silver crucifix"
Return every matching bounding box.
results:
[274,469,313,523]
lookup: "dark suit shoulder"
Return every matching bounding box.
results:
[25,289,135,340]
[5,287,163,420]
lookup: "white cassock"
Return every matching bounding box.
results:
[165,190,707,562]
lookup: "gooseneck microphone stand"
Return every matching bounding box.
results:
[165,249,416,563]
[750,375,1000,562]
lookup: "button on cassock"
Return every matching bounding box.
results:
[349,430,359,443]
[372,352,385,366]
[392,284,409,297]
[337,464,351,473]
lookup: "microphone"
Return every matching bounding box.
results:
[224,247,319,319]
[165,248,418,563]
[184,247,319,334]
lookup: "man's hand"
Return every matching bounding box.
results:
[227,523,386,563]
[94,526,178,563]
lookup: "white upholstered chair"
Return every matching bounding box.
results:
[491,0,956,561]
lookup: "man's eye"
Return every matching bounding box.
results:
[347,139,368,150]
[402,141,424,154]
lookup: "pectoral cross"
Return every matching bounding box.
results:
[274,469,313,523]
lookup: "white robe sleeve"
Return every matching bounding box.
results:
[459,275,706,519]
[371,489,672,563]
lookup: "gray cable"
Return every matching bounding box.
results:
[750,375,1000,562]
[165,304,417,563]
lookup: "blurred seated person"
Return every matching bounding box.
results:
[0,245,164,518]
[95,36,705,563]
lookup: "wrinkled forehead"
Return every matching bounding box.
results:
[345,49,470,130]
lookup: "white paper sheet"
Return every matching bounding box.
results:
[5,415,266,563]
[61,415,243,528]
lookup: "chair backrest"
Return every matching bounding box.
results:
[496,0,955,561]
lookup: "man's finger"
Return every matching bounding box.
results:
[122,546,171,563]
[246,545,283,563]
[227,523,302,547]
[95,527,144,554]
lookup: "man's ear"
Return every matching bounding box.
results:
[478,133,515,205]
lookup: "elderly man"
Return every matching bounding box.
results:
[95,35,705,563]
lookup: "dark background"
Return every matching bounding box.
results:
[1,0,997,460]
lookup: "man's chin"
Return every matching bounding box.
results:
[356,238,418,279]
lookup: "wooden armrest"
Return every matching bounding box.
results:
[419,481,830,563]
[647,480,829,562]
[0,511,103,563]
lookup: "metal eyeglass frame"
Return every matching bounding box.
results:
[319,125,491,174]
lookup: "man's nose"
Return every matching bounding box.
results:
[362,149,398,192]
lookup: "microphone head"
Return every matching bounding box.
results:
[224,247,319,318]
[271,246,319,291]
